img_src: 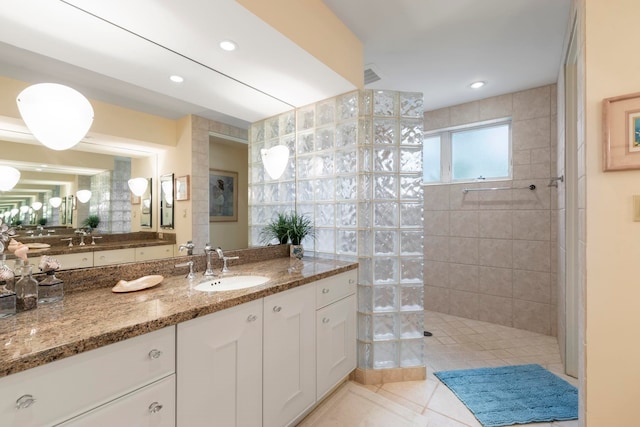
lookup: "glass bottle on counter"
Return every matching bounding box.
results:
[38,271,63,304]
[0,255,15,317]
[15,263,38,312]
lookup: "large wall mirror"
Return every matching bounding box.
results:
[140,178,152,228]
[160,173,174,229]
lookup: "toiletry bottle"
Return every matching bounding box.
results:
[0,255,15,317]
[15,264,38,312]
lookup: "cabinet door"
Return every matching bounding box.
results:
[135,245,174,261]
[316,295,357,399]
[51,252,93,270]
[177,299,262,427]
[59,375,175,427]
[263,285,316,427]
[94,248,135,266]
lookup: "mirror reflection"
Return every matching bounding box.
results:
[160,173,174,229]
[140,178,152,228]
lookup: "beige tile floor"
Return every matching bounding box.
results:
[298,310,579,427]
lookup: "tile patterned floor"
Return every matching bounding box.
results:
[298,310,579,427]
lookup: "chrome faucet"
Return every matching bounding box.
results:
[75,229,87,246]
[36,225,44,237]
[178,241,195,255]
[204,243,217,276]
[216,247,239,273]
[175,260,196,279]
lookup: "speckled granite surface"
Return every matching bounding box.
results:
[0,252,357,378]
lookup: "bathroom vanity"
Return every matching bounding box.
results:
[0,253,357,427]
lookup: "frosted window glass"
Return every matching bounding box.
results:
[451,124,510,180]
[422,135,440,182]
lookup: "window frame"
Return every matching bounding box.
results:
[423,117,512,185]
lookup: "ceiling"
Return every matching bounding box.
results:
[0,0,571,212]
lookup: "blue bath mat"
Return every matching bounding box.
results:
[434,364,578,427]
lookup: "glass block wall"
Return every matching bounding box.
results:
[249,90,424,370]
[89,156,131,233]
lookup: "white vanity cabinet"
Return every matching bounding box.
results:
[93,248,136,266]
[45,252,92,270]
[263,283,317,427]
[0,326,175,427]
[176,299,263,427]
[135,245,174,262]
[315,270,357,399]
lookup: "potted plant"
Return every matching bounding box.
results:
[82,214,100,230]
[259,212,290,245]
[286,211,314,259]
[38,218,47,226]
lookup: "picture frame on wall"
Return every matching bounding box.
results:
[603,91,640,171]
[209,169,237,222]
[175,175,190,201]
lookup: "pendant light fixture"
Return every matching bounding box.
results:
[127,177,149,197]
[261,145,289,180]
[76,190,92,204]
[31,202,43,211]
[0,166,20,191]
[49,197,62,208]
[16,83,94,151]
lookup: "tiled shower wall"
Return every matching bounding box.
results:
[423,84,558,336]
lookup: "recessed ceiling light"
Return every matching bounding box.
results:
[219,40,237,52]
[35,168,42,172]
[40,164,47,168]
[169,75,184,83]
[470,81,486,89]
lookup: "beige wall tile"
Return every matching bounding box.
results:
[479,94,513,121]
[424,236,449,262]
[424,210,450,236]
[450,211,478,237]
[477,294,513,327]
[424,185,450,211]
[424,107,450,131]
[513,86,551,120]
[513,164,532,180]
[424,260,449,287]
[513,240,550,272]
[478,210,512,239]
[477,187,512,210]
[512,117,551,151]
[513,299,551,335]
[449,290,479,319]
[450,101,480,126]
[512,179,551,210]
[449,237,478,264]
[449,263,479,292]
[478,238,512,268]
[478,266,513,297]
[513,269,551,303]
[512,210,550,241]
[513,150,531,165]
[450,184,478,210]
[531,148,551,164]
[424,285,449,313]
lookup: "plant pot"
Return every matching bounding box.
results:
[290,244,304,260]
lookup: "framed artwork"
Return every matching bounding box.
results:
[603,91,640,171]
[209,169,237,222]
[176,175,190,201]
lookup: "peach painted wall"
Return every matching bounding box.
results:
[584,0,640,424]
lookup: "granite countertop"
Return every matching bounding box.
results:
[0,256,357,378]
[16,239,174,258]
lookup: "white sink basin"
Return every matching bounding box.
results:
[194,275,270,292]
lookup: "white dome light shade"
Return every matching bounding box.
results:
[10,208,18,216]
[49,197,62,208]
[19,205,30,214]
[17,83,94,151]
[161,181,173,204]
[261,145,289,180]
[128,177,149,197]
[0,166,20,191]
[76,190,92,203]
[32,202,43,211]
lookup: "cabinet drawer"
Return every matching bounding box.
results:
[59,375,175,427]
[0,326,175,427]
[52,252,93,270]
[135,245,174,262]
[94,248,135,266]
[316,270,357,309]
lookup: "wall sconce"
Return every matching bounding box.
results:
[31,202,43,211]
[261,145,289,180]
[0,166,20,191]
[16,83,94,151]
[49,197,62,208]
[19,205,30,214]
[76,190,92,204]
[127,177,149,197]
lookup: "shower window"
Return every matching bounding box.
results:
[423,119,512,183]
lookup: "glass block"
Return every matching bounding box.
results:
[400,147,422,172]
[297,105,315,131]
[282,134,296,152]
[400,175,423,200]
[373,341,399,369]
[373,90,397,117]
[335,149,357,174]
[358,285,373,313]
[267,117,279,139]
[374,118,398,145]
[373,313,397,340]
[400,231,423,255]
[374,175,397,199]
[400,118,423,145]
[251,142,264,163]
[296,156,313,179]
[297,131,315,154]
[374,147,397,172]
[358,174,373,200]
[336,176,357,200]
[279,111,295,135]
[400,203,423,227]
[358,230,373,257]
[400,312,424,338]
[251,206,268,225]
[316,99,336,126]
[280,182,296,202]
[336,121,358,147]
[315,228,335,253]
[358,313,372,341]
[359,147,373,173]
[316,153,334,176]
[264,183,279,202]
[314,178,335,201]
[401,258,424,284]
[315,203,335,226]
[337,230,357,255]
[338,91,358,120]
[374,202,399,228]
[359,118,373,145]
[337,203,357,227]
[400,93,423,118]
[374,258,398,284]
[316,126,335,151]
[374,230,398,255]
[374,286,398,313]
[251,122,265,142]
[357,257,373,285]
[400,339,424,367]
[401,285,424,313]
[282,158,296,181]
[296,204,314,219]
[360,89,373,116]
[358,341,373,369]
